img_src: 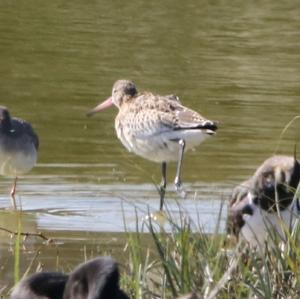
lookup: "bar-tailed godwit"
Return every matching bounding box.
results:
[88,80,218,209]
[228,155,300,248]
[0,106,39,209]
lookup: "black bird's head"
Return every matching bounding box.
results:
[0,106,11,131]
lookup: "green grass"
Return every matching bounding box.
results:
[13,213,21,285]
[121,199,300,299]
[2,189,300,299]
[2,199,300,299]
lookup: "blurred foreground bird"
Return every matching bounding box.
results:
[88,80,218,210]
[0,106,39,209]
[11,256,130,299]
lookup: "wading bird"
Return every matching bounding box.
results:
[87,80,218,210]
[228,155,300,248]
[0,106,39,209]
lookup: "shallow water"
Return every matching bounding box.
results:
[0,0,299,290]
[0,174,228,232]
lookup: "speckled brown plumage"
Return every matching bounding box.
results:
[88,80,218,209]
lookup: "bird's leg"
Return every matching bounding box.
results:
[10,177,18,209]
[159,162,167,210]
[174,139,186,198]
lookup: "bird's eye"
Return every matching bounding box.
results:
[126,86,137,96]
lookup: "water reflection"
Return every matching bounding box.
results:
[0,171,228,233]
[0,175,228,291]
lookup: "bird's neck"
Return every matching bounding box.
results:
[119,95,135,109]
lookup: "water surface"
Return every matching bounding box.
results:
[0,0,299,291]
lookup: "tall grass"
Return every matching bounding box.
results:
[13,213,21,285]
[122,199,300,299]
[3,199,299,299]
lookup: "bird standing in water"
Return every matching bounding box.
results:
[88,80,217,210]
[0,107,39,209]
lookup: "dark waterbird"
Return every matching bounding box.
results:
[11,256,130,299]
[87,80,218,210]
[0,106,39,209]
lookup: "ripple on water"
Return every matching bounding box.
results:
[0,176,229,234]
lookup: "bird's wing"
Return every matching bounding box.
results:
[174,107,217,131]
[128,95,217,139]
[137,92,181,104]
[161,94,181,103]
[158,100,218,132]
[12,118,39,150]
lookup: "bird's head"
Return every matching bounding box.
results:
[0,106,11,130]
[87,80,138,116]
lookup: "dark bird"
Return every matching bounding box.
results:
[0,106,39,209]
[11,256,130,299]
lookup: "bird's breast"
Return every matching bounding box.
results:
[115,114,211,163]
[0,134,38,176]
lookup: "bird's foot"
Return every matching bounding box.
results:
[174,179,187,199]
